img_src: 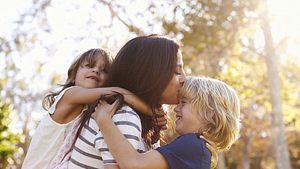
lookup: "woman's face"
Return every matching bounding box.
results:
[160,50,186,104]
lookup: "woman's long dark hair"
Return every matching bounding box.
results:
[77,34,180,147]
[105,34,179,146]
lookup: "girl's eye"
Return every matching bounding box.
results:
[84,63,91,67]
[85,63,95,68]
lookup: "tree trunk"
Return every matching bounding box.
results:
[260,1,292,169]
[241,136,251,169]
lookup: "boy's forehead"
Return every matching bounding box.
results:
[180,96,188,100]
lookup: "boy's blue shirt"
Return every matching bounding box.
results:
[156,133,211,169]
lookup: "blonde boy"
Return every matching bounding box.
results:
[94,76,241,169]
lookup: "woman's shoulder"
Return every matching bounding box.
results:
[114,105,140,119]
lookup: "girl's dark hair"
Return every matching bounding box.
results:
[106,34,180,146]
[42,48,113,110]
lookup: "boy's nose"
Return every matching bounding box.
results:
[174,105,180,113]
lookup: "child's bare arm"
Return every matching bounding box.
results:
[51,86,119,123]
[114,88,168,130]
[63,86,121,105]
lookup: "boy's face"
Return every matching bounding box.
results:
[174,96,202,135]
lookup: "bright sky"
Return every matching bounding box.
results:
[267,0,300,57]
[0,0,299,73]
[1,0,299,72]
[1,0,300,131]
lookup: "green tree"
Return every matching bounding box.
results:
[0,85,20,168]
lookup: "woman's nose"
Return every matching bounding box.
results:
[179,73,186,84]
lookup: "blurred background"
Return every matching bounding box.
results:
[0,0,299,168]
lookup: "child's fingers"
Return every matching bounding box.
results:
[95,100,105,110]
[108,98,121,116]
[93,100,110,120]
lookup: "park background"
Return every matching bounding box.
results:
[0,0,299,168]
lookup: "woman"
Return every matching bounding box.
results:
[68,34,186,169]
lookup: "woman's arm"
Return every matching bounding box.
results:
[94,100,169,169]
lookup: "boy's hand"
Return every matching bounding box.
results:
[93,99,120,123]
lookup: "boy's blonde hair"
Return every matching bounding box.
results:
[180,76,240,151]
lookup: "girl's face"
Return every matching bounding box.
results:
[74,56,108,88]
[174,97,203,135]
[160,50,186,104]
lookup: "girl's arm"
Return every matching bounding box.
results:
[63,86,122,105]
[64,86,152,115]
[122,91,168,130]
[52,86,164,124]
[51,86,125,123]
[94,100,169,169]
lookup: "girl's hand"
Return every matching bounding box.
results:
[93,99,120,124]
[109,87,132,95]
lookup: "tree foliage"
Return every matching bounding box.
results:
[0,81,20,168]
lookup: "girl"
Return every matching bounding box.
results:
[94,76,241,169]
[67,35,186,169]
[21,48,149,169]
